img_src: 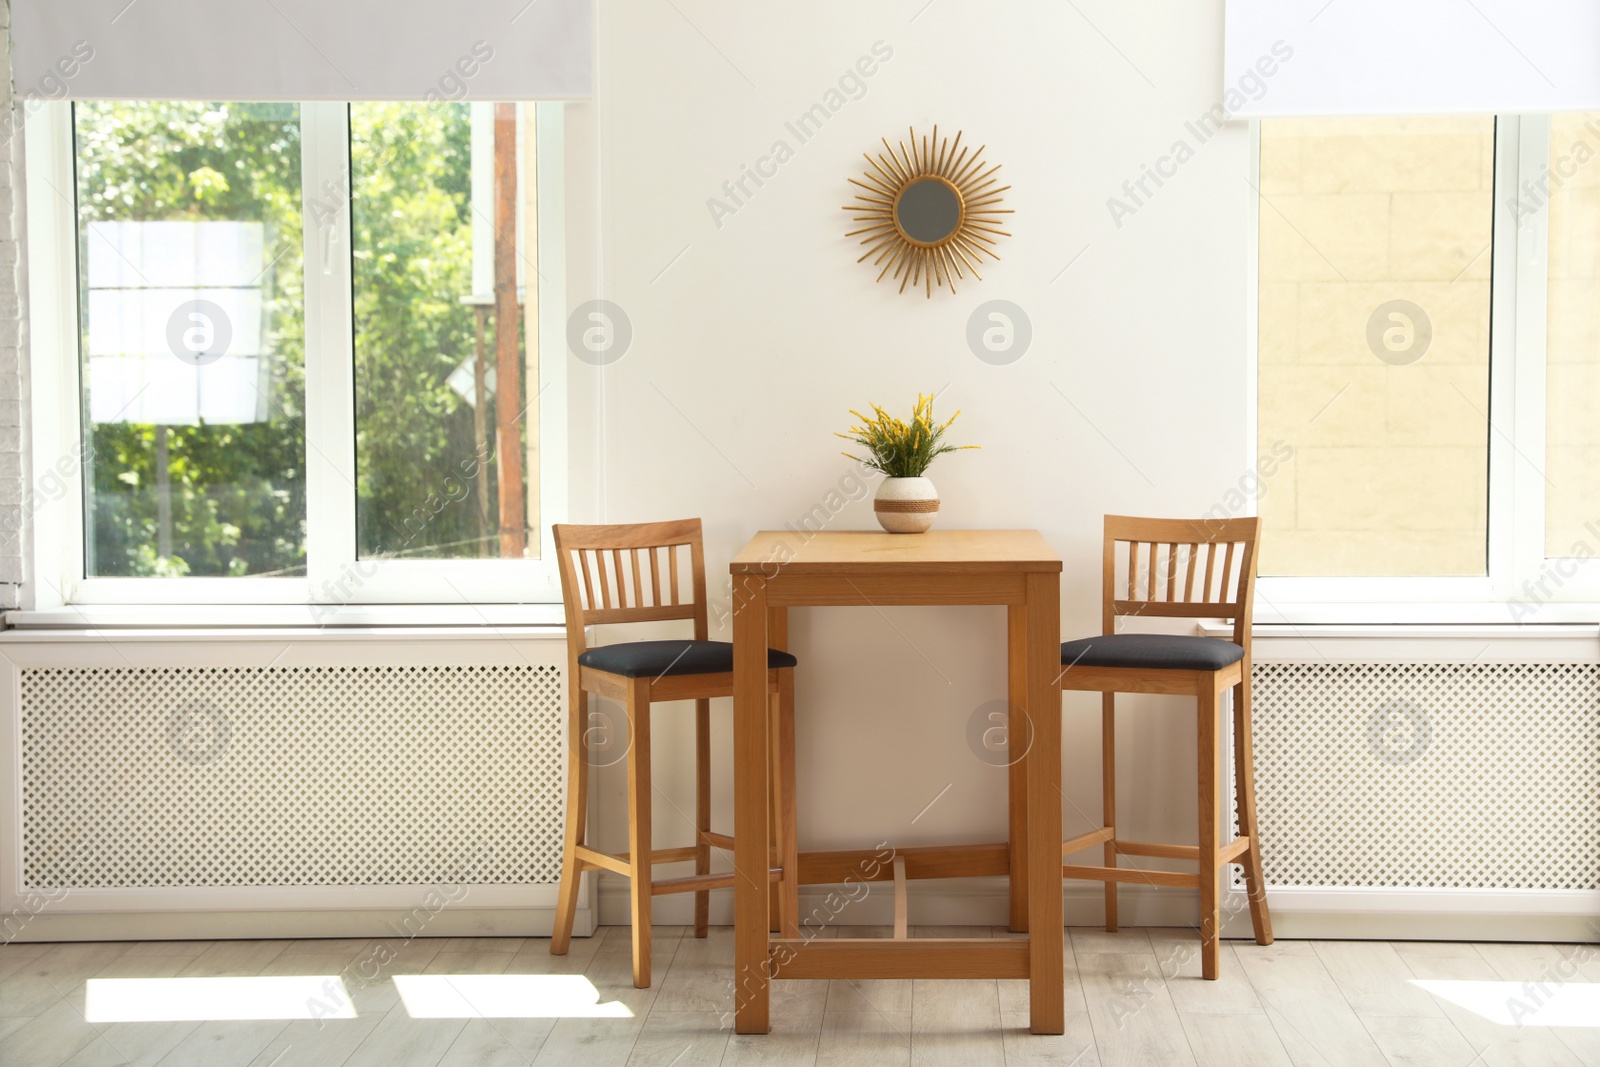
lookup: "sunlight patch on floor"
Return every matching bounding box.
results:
[1411,979,1600,1028]
[85,975,356,1022]
[393,974,634,1019]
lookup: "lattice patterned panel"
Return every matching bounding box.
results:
[1250,662,1600,890]
[19,665,565,888]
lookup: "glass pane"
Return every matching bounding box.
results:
[1257,116,1494,577]
[1544,112,1600,557]
[75,102,307,578]
[351,102,535,561]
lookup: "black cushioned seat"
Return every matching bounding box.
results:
[1060,633,1245,672]
[578,639,798,679]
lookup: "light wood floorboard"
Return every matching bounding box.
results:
[0,929,1589,1066]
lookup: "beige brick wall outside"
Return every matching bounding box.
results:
[1544,113,1600,556]
[1258,116,1494,576]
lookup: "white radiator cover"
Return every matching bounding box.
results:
[4,626,1596,941]
[0,629,587,941]
[1250,661,1600,892]
[20,664,564,889]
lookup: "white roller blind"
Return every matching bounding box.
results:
[1225,0,1600,117]
[11,0,591,101]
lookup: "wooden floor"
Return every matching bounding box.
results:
[1,925,1596,1066]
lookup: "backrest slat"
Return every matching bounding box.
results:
[553,520,708,654]
[579,549,596,609]
[1101,514,1261,651]
[596,550,613,609]
[611,551,627,608]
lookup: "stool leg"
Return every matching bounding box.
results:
[550,685,589,956]
[767,691,781,935]
[1101,691,1118,933]
[625,677,653,988]
[775,670,800,939]
[693,697,711,939]
[1198,681,1222,980]
[1233,676,1274,945]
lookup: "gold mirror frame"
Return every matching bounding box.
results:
[844,126,1012,298]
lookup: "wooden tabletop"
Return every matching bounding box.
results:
[730,529,1062,574]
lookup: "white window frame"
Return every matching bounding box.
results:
[1251,114,1600,624]
[23,100,568,609]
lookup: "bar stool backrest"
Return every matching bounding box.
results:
[552,519,710,658]
[1101,515,1261,653]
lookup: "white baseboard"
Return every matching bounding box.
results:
[4,905,595,943]
[1,878,597,943]
[1257,886,1600,942]
[598,877,1600,943]
[7,881,1592,944]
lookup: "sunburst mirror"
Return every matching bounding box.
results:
[844,126,1012,298]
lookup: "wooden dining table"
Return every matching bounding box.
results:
[729,529,1065,1035]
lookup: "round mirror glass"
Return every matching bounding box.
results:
[895,178,962,245]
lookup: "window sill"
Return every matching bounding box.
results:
[1201,620,1600,662]
[1208,621,1600,639]
[1252,601,1600,626]
[4,603,567,631]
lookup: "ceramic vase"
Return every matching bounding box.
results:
[873,476,939,534]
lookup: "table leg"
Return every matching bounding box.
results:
[1023,571,1064,1034]
[1007,603,1029,933]
[733,577,772,1034]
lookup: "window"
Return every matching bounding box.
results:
[75,102,308,580]
[1258,117,1494,578]
[27,100,567,607]
[350,102,541,564]
[1255,114,1600,619]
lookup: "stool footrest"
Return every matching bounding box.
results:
[574,846,631,876]
[654,868,782,896]
[1117,840,1199,861]
[616,846,700,865]
[1218,836,1252,864]
[581,843,737,876]
[1107,837,1253,864]
[1063,864,1200,889]
[1062,827,1115,856]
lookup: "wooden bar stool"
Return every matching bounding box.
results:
[1058,515,1273,979]
[548,518,801,987]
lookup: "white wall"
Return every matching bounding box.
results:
[0,2,25,609]
[568,0,1261,922]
